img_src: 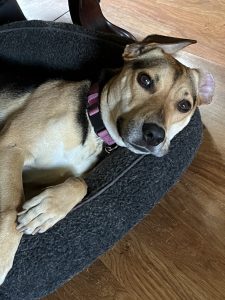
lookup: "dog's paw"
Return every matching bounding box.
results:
[17,189,65,235]
[16,184,77,235]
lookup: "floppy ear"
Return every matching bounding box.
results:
[123,34,197,61]
[198,72,215,105]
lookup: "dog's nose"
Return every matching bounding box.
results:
[142,123,165,146]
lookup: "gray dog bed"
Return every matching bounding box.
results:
[0,21,202,300]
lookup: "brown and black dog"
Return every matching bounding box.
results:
[0,36,214,284]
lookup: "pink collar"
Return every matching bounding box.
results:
[87,83,116,149]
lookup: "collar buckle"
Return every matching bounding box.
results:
[104,144,118,154]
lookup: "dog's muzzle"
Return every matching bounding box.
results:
[117,118,168,156]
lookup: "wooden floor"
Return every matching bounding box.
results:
[17,1,225,299]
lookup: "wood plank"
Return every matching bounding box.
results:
[44,260,137,300]
[101,0,225,66]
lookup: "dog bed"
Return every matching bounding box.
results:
[0,20,203,300]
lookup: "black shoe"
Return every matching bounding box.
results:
[68,0,136,41]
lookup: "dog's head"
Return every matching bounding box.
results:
[101,35,215,156]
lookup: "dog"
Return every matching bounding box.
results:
[0,35,214,284]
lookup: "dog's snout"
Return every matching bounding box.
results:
[142,123,165,146]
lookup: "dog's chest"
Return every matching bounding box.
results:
[23,127,103,184]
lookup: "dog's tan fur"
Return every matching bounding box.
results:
[0,36,214,284]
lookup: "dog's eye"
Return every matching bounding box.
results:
[137,73,153,90]
[177,100,192,113]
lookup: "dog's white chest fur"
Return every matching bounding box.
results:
[23,124,103,185]
[45,143,94,174]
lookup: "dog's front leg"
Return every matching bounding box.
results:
[17,177,87,235]
[0,147,24,285]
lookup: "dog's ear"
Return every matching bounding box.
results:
[123,35,196,61]
[142,35,197,54]
[197,72,215,105]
